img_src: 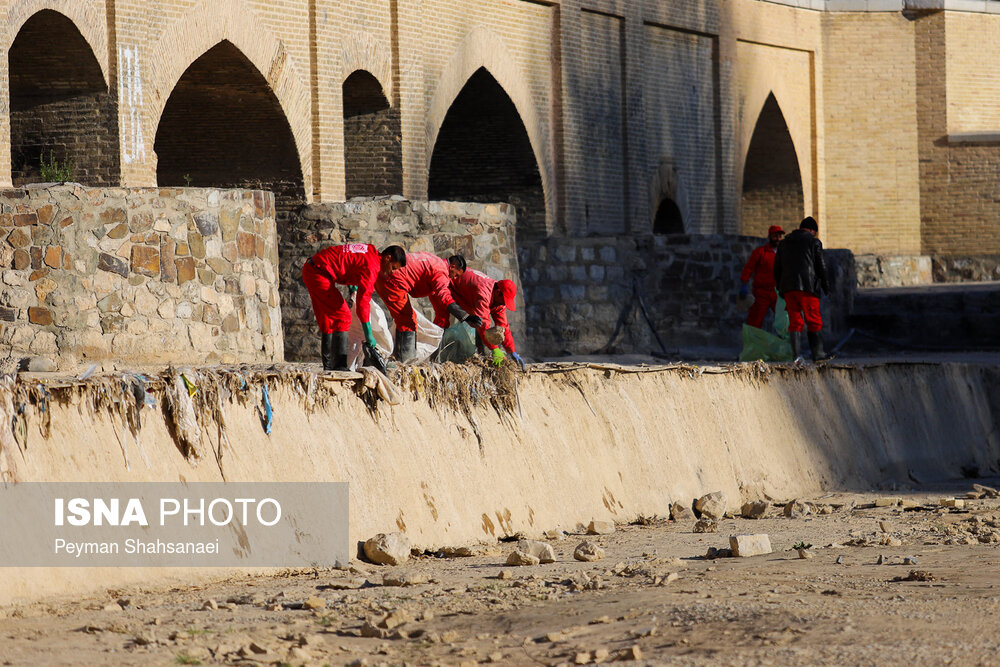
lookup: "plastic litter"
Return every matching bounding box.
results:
[738,324,793,362]
[438,322,477,363]
[260,385,273,435]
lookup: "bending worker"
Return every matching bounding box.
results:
[447,254,526,370]
[739,225,784,329]
[302,243,406,371]
[773,216,831,363]
[376,251,484,362]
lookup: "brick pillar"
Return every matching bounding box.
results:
[395,0,428,201]
[557,0,585,236]
[313,0,345,201]
[623,6,648,235]
[114,0,156,187]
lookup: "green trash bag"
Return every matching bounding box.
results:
[773,292,789,340]
[437,322,477,363]
[738,323,793,362]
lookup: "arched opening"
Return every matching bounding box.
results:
[429,67,544,238]
[653,197,684,235]
[343,70,402,198]
[741,93,803,237]
[9,10,119,186]
[154,41,304,223]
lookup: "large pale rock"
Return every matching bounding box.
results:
[363,532,411,566]
[587,520,615,535]
[670,502,694,521]
[741,501,769,519]
[506,550,540,566]
[695,492,727,520]
[515,539,555,564]
[783,499,811,518]
[729,534,772,558]
[573,541,605,562]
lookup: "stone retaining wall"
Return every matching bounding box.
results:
[280,199,519,361]
[519,234,856,357]
[854,254,1000,287]
[0,186,282,368]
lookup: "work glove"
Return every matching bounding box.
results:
[361,321,377,349]
[447,302,483,329]
[491,347,505,367]
[510,352,527,372]
[347,285,358,308]
[739,283,749,299]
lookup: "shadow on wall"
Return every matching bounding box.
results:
[153,41,306,227]
[343,70,403,198]
[9,10,120,186]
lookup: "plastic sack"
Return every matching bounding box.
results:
[413,309,443,361]
[773,292,789,339]
[437,322,477,363]
[738,323,793,362]
[347,301,393,370]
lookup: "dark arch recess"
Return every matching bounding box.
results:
[741,93,803,237]
[154,41,305,223]
[653,197,684,235]
[343,70,403,198]
[428,67,544,238]
[9,9,120,185]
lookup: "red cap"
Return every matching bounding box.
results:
[768,225,784,236]
[496,280,517,311]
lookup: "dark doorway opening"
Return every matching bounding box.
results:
[9,10,120,185]
[741,93,803,237]
[653,197,684,235]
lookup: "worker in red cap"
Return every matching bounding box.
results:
[739,225,784,329]
[375,252,483,362]
[302,243,406,371]
[447,254,526,370]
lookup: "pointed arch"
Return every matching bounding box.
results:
[740,93,803,237]
[147,0,312,199]
[4,0,107,81]
[426,26,553,234]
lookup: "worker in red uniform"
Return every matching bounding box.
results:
[447,254,526,370]
[739,225,784,329]
[302,243,406,370]
[774,216,831,363]
[375,252,483,362]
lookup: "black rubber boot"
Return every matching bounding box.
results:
[790,331,803,364]
[394,330,417,363]
[320,333,335,371]
[808,331,830,363]
[331,331,349,371]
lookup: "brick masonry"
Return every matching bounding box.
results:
[280,199,519,362]
[0,185,282,367]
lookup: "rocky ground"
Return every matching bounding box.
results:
[4,487,1000,666]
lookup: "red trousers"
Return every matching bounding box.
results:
[746,288,777,329]
[302,262,351,333]
[783,290,822,333]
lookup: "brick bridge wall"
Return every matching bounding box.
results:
[0,186,282,368]
[279,199,519,362]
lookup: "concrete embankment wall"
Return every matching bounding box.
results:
[2,361,998,605]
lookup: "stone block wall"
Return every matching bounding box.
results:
[0,186,282,368]
[279,199,519,362]
[520,234,855,357]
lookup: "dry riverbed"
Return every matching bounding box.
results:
[4,489,1000,666]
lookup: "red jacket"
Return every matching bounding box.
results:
[450,269,516,352]
[310,243,382,323]
[376,252,454,330]
[740,244,777,291]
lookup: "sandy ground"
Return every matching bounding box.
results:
[3,486,1000,666]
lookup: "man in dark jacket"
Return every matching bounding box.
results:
[773,216,830,363]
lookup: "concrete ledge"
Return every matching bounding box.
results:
[948,132,1000,145]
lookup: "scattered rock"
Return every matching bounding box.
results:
[383,572,428,587]
[363,532,412,566]
[740,501,769,519]
[894,570,935,582]
[360,621,390,639]
[593,648,610,662]
[201,599,218,611]
[940,498,965,509]
[497,569,513,579]
[587,520,615,535]
[797,548,814,559]
[875,497,902,507]
[903,556,918,565]
[573,541,605,562]
[877,554,886,565]
[516,540,555,563]
[693,518,717,533]
[574,652,591,664]
[884,536,903,547]
[327,578,367,590]
[487,652,504,663]
[506,550,541,566]
[379,609,414,630]
[973,483,999,498]
[784,499,811,518]
[704,547,732,559]
[836,555,844,565]
[695,492,727,520]
[669,502,694,521]
[617,645,643,661]
[302,596,326,610]
[730,534,773,557]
